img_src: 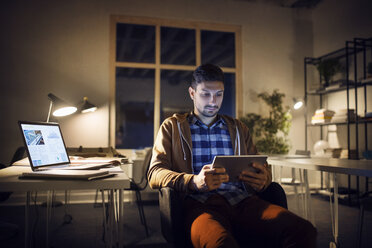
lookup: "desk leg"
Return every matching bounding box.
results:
[329,173,339,248]
[300,169,307,219]
[103,190,114,248]
[303,169,315,226]
[101,190,109,247]
[46,190,53,248]
[25,191,30,248]
[118,189,124,248]
[113,190,119,241]
[109,189,114,247]
[298,169,306,218]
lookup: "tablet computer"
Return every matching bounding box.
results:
[212,155,267,182]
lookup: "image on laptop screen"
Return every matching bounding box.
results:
[19,122,69,168]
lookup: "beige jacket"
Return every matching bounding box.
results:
[147,112,271,193]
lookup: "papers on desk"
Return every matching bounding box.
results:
[19,169,116,180]
[102,166,124,173]
[12,157,128,167]
[13,156,130,180]
[69,157,127,165]
[13,156,129,180]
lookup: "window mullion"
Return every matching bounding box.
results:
[196,28,201,66]
[154,25,161,141]
[235,28,242,118]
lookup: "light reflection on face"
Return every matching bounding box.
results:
[189,81,224,119]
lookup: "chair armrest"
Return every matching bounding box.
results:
[257,182,288,209]
[159,187,186,245]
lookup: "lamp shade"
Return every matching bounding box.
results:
[81,97,97,113]
[293,98,304,110]
[47,93,77,117]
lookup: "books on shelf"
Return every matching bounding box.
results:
[311,118,332,124]
[315,108,335,115]
[311,109,335,124]
[310,109,361,124]
[331,109,355,123]
[339,149,358,159]
[325,148,342,158]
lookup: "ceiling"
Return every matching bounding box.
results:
[233,0,323,8]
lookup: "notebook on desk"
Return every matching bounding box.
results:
[18,121,115,179]
[19,169,115,180]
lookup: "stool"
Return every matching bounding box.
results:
[277,150,314,224]
[280,167,306,216]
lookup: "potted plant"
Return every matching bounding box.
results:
[240,90,291,154]
[316,59,342,87]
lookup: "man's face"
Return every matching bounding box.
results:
[188,81,224,119]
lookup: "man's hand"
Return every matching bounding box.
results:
[190,164,229,192]
[239,163,270,192]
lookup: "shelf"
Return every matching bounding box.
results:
[354,37,372,48]
[358,119,372,124]
[305,46,367,65]
[305,38,371,65]
[360,78,372,85]
[308,122,349,127]
[304,37,372,204]
[307,81,372,95]
[307,119,372,127]
[307,85,349,95]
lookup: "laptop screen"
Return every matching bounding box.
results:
[19,121,70,169]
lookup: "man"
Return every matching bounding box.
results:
[148,64,316,247]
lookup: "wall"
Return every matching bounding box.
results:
[0,0,312,163]
[312,0,372,56]
[0,0,111,163]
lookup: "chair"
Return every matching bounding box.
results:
[0,146,26,201]
[159,182,288,247]
[357,191,372,248]
[0,146,26,241]
[124,148,152,237]
[278,150,312,220]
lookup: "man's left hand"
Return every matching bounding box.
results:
[239,163,270,192]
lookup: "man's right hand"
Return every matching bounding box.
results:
[189,164,229,192]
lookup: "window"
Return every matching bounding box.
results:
[115,68,154,148]
[110,16,242,148]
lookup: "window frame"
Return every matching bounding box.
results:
[109,15,242,147]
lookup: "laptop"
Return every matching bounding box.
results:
[18,121,115,178]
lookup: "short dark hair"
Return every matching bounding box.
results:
[191,64,224,88]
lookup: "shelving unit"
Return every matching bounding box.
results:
[304,37,372,204]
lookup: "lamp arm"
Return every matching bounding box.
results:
[46,100,53,123]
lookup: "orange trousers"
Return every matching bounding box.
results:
[184,194,317,248]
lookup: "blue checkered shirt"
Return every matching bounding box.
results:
[189,115,251,205]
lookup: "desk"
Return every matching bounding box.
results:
[0,166,130,248]
[268,157,372,248]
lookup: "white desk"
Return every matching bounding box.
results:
[0,166,130,248]
[268,157,372,248]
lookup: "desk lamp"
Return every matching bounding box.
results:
[44,93,77,218]
[80,97,97,113]
[292,97,307,149]
[47,93,77,122]
[293,98,304,110]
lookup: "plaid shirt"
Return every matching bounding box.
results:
[189,115,251,205]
